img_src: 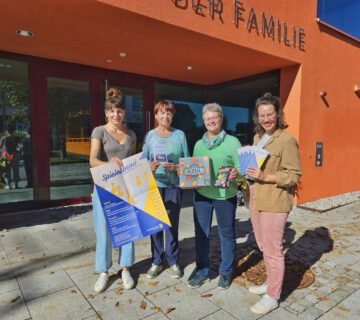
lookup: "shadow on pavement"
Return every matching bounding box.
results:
[0,205,92,230]
[231,222,333,301]
[281,226,333,300]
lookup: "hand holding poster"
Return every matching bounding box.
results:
[90,152,171,248]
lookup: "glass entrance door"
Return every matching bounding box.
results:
[47,77,92,200]
[0,58,32,204]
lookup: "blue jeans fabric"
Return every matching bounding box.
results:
[92,187,134,272]
[151,187,182,267]
[193,191,237,276]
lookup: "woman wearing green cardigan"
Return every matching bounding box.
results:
[187,103,241,290]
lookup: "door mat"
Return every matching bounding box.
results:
[235,252,315,291]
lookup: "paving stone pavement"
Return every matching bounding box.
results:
[1,198,360,320]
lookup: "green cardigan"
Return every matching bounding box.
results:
[193,134,241,200]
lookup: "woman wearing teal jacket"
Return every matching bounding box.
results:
[142,100,189,280]
[188,103,241,290]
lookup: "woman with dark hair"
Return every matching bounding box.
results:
[142,100,189,279]
[246,93,301,315]
[89,88,136,293]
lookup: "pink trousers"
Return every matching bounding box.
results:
[249,185,288,300]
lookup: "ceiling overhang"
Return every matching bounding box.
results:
[0,0,298,85]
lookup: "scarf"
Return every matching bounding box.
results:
[202,129,226,150]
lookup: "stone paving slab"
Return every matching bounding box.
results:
[89,287,156,320]
[146,282,220,320]
[139,312,169,320]
[207,283,259,320]
[56,249,96,275]
[0,250,10,266]
[0,264,18,294]
[27,287,95,320]
[0,289,30,320]
[262,308,301,320]
[136,269,182,296]
[202,309,238,319]
[16,262,74,301]
[318,290,360,319]
[1,199,360,319]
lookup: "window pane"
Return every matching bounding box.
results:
[47,77,91,200]
[210,73,279,145]
[317,0,360,40]
[155,83,206,152]
[0,58,32,203]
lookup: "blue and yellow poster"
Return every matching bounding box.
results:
[90,153,171,248]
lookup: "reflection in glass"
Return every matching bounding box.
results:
[317,0,360,41]
[47,77,91,200]
[0,58,32,204]
[210,72,279,145]
[155,83,206,152]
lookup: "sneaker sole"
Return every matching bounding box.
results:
[248,288,267,295]
[187,278,210,289]
[123,284,135,290]
[217,284,230,290]
[250,305,278,315]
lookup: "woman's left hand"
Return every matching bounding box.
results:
[246,167,265,181]
[109,157,123,168]
[228,167,238,182]
[163,162,177,171]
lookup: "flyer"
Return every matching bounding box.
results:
[90,152,171,248]
[152,142,168,163]
[237,146,269,175]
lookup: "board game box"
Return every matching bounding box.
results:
[178,156,210,188]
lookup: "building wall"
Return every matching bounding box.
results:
[110,0,360,202]
[1,0,359,205]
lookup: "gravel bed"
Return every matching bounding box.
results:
[295,190,360,212]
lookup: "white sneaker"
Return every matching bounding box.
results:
[94,272,109,293]
[249,282,268,295]
[122,269,135,290]
[250,294,279,315]
[168,264,183,279]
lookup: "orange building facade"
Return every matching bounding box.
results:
[0,0,359,212]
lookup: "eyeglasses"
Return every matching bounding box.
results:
[204,116,220,123]
[259,113,277,120]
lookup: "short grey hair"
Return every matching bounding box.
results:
[202,103,223,119]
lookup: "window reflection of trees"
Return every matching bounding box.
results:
[48,87,90,160]
[0,81,29,132]
[172,102,204,153]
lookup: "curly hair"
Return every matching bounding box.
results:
[105,88,125,110]
[252,93,288,136]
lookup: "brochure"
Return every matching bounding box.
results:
[237,146,269,176]
[152,142,168,163]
